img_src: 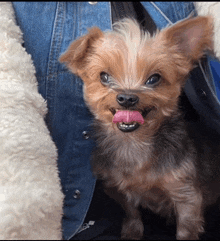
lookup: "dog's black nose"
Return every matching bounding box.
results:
[117,94,139,107]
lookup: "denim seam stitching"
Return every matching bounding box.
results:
[47,2,65,78]
[150,2,173,25]
[45,2,65,123]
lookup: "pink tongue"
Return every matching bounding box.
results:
[112,110,144,124]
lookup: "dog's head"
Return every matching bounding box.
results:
[60,16,213,134]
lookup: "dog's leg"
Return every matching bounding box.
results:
[173,189,204,240]
[121,199,144,240]
[104,187,144,240]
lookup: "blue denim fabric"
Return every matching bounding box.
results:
[141,2,196,29]
[12,1,220,240]
[12,2,112,240]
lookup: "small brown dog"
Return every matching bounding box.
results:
[60,16,220,240]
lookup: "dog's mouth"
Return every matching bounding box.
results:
[117,121,140,132]
[110,108,153,132]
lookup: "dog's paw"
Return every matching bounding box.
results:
[121,217,144,240]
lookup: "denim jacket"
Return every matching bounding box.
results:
[12,2,220,240]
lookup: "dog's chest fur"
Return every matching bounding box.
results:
[93,134,175,215]
[92,115,193,214]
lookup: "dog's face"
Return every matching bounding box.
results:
[60,17,213,134]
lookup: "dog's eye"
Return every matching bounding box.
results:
[100,72,110,85]
[145,74,161,87]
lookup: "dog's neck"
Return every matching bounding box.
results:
[91,111,187,173]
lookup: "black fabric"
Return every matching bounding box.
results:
[184,59,220,135]
[111,2,157,36]
[132,2,157,35]
[71,181,220,240]
[70,180,123,240]
[111,2,137,23]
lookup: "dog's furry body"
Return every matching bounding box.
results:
[60,16,220,240]
[92,112,220,239]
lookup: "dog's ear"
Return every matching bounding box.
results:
[59,27,103,76]
[161,16,213,63]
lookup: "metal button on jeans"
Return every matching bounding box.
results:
[73,190,81,199]
[88,2,97,5]
[82,131,90,140]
